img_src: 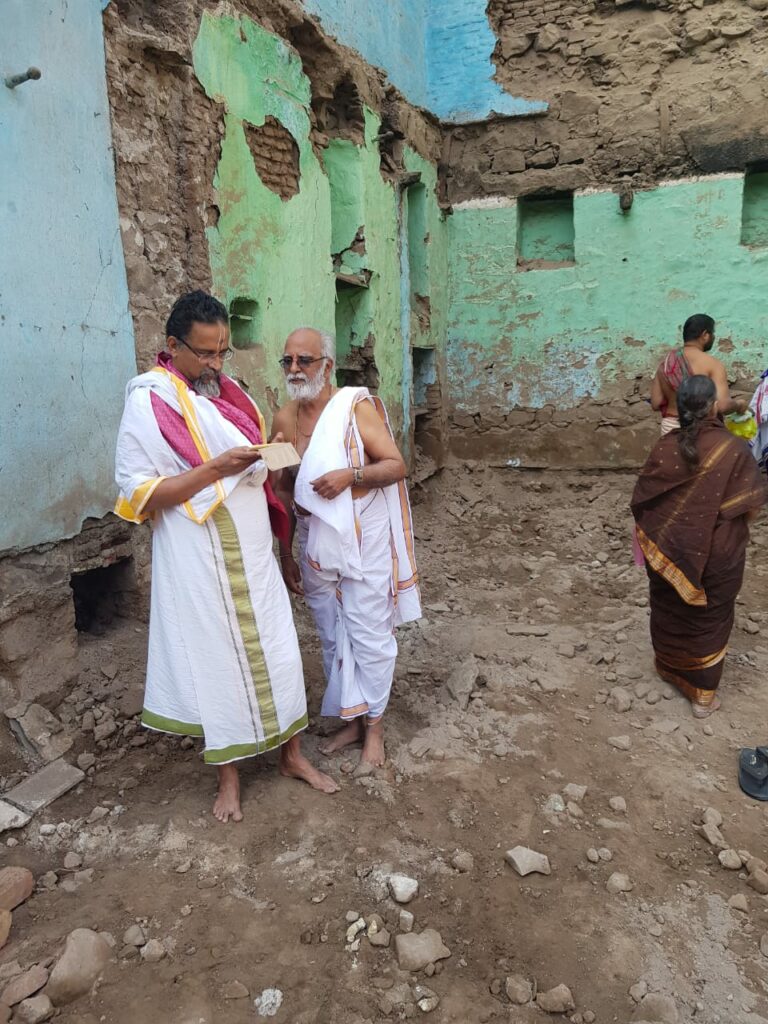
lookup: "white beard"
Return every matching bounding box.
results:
[286,372,326,401]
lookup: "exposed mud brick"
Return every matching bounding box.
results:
[243,117,301,200]
[446,0,768,203]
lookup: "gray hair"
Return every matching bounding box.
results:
[292,326,336,363]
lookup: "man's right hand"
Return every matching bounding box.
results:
[212,446,263,478]
[733,398,749,416]
[280,554,304,597]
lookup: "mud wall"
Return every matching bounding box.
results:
[446,0,768,202]
[447,176,768,467]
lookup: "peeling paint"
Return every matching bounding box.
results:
[192,13,448,447]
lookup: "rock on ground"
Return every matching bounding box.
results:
[0,910,11,950]
[606,872,633,894]
[140,939,166,963]
[0,800,31,834]
[222,980,249,999]
[46,928,111,1005]
[13,995,54,1024]
[254,988,283,1017]
[445,655,478,709]
[537,983,575,1013]
[122,924,146,947]
[451,850,474,872]
[414,984,440,1012]
[505,974,533,1004]
[632,992,679,1022]
[388,873,419,903]
[608,735,631,751]
[394,929,451,972]
[2,761,84,814]
[718,849,742,870]
[505,846,551,876]
[1,964,48,1006]
[399,910,414,933]
[0,867,34,911]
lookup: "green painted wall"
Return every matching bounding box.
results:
[192,13,448,451]
[193,13,335,405]
[447,177,768,418]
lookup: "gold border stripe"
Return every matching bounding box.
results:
[213,505,279,740]
[636,527,706,607]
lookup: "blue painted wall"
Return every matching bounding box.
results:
[302,0,428,108]
[425,0,546,122]
[0,0,137,553]
[301,0,546,123]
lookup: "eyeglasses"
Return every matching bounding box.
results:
[278,355,327,370]
[175,337,233,363]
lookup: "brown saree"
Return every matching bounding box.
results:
[631,421,766,709]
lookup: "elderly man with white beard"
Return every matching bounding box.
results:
[271,327,421,773]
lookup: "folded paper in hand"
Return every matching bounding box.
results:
[250,441,301,470]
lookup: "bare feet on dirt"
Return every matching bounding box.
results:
[318,718,364,756]
[279,737,340,793]
[357,718,386,771]
[213,763,243,823]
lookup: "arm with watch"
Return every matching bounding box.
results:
[309,399,407,500]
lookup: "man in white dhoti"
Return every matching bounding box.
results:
[114,292,338,823]
[271,328,421,772]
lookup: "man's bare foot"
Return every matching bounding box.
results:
[213,763,243,823]
[280,737,340,794]
[358,718,386,771]
[319,718,364,757]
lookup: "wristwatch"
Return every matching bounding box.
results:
[353,467,364,486]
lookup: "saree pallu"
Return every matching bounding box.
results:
[631,421,766,708]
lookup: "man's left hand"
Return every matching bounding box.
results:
[310,469,354,499]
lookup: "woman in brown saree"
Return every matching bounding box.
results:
[631,375,766,718]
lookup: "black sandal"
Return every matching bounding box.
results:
[738,747,768,801]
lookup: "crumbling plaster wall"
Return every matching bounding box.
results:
[104,2,447,453]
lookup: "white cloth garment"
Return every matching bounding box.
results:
[294,387,421,626]
[298,490,398,720]
[114,367,307,763]
[660,415,680,436]
[294,387,421,720]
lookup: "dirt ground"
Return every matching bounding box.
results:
[2,463,768,1024]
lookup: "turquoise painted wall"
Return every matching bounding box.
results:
[447,177,768,416]
[301,0,546,123]
[1,0,136,553]
[193,14,448,450]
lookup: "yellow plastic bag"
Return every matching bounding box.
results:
[725,411,757,440]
